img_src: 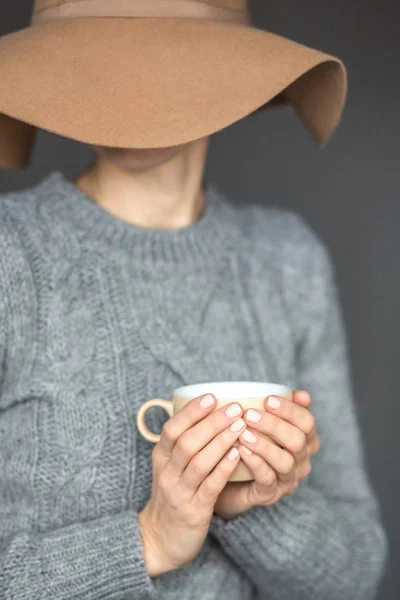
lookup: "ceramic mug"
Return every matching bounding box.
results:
[137,381,293,481]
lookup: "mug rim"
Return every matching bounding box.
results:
[173,381,292,399]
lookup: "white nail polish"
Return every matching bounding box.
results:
[267,396,281,409]
[225,403,241,418]
[242,429,257,443]
[230,418,245,432]
[200,394,214,408]
[241,445,252,455]
[246,409,261,423]
[227,447,239,460]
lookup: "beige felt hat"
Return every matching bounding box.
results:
[0,0,347,170]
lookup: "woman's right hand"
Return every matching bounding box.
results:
[138,393,247,577]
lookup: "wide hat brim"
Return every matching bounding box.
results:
[0,16,347,169]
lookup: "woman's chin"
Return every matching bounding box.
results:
[115,153,174,171]
[94,145,184,171]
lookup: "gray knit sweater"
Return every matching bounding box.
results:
[0,171,387,600]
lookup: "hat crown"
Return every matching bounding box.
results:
[33,0,250,25]
[35,0,247,7]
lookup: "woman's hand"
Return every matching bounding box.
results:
[214,390,321,521]
[138,393,247,577]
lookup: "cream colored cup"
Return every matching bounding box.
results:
[137,381,292,482]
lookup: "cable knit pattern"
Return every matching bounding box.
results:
[0,171,387,599]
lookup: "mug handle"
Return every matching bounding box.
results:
[136,398,174,443]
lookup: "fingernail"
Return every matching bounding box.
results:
[200,394,215,408]
[242,429,257,443]
[227,447,239,460]
[241,445,253,455]
[267,396,281,409]
[246,409,261,423]
[225,403,242,418]
[230,418,245,432]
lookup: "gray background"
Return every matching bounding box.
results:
[0,1,398,598]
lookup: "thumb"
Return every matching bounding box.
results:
[292,389,312,408]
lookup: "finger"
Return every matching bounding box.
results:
[196,445,242,507]
[307,431,321,456]
[263,395,316,437]
[293,445,309,464]
[292,390,312,408]
[182,417,247,493]
[239,427,296,482]
[238,446,278,490]
[297,458,312,480]
[168,402,245,475]
[243,409,307,455]
[157,393,218,456]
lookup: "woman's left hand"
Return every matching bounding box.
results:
[214,390,321,521]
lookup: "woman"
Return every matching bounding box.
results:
[0,1,387,599]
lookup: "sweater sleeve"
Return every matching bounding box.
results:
[0,218,157,600]
[209,216,388,599]
[0,512,158,600]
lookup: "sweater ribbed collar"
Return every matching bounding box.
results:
[35,170,242,268]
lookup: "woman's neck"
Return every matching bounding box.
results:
[74,139,209,229]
